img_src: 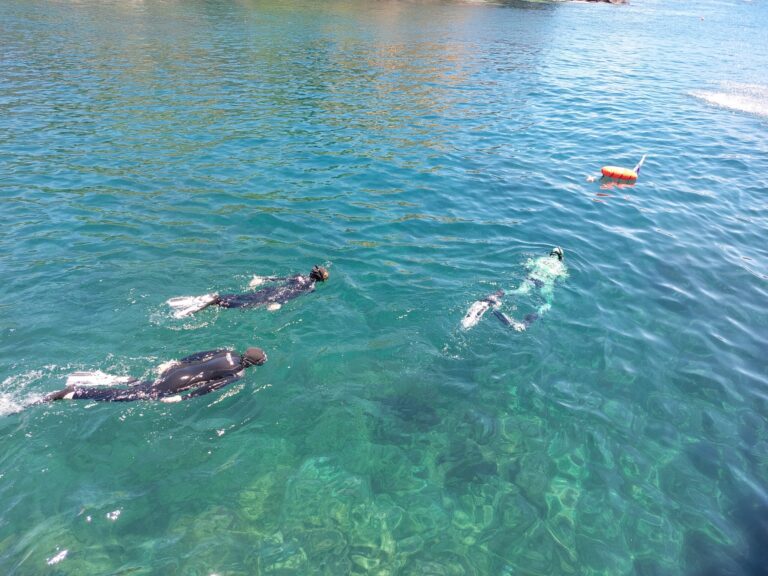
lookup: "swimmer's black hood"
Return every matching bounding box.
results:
[242,347,267,367]
[550,247,564,261]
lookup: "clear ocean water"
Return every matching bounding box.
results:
[1,0,767,574]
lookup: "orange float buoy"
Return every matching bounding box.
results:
[601,165,638,180]
[597,154,647,182]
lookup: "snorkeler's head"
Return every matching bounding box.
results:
[242,347,267,367]
[310,265,329,282]
[549,247,564,261]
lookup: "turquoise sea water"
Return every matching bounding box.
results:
[2,0,768,573]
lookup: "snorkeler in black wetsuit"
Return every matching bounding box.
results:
[43,347,267,403]
[166,265,330,318]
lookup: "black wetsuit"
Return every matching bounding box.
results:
[215,275,317,309]
[67,350,250,402]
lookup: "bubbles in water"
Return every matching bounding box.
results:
[0,394,26,417]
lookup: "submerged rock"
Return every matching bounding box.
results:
[437,438,498,493]
[256,535,308,574]
[279,458,411,573]
[281,457,370,532]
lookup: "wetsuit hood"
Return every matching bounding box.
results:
[242,347,267,367]
[310,265,329,282]
[549,247,564,261]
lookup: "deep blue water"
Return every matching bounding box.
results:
[1,0,768,574]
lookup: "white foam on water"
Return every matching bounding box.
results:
[691,82,768,117]
[0,394,26,417]
[1,370,45,416]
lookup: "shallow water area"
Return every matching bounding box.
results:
[1,0,768,574]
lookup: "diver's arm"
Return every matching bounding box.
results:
[248,274,293,288]
[179,374,241,401]
[275,281,316,304]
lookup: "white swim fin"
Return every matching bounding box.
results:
[461,300,492,330]
[461,291,503,331]
[166,294,218,318]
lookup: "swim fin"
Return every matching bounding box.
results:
[166,294,218,318]
[461,291,503,331]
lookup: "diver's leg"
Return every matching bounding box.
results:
[519,285,553,329]
[44,386,109,402]
[66,372,139,387]
[48,383,152,402]
[538,284,555,315]
[493,310,513,326]
[72,387,150,402]
[217,289,276,309]
[522,312,539,329]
